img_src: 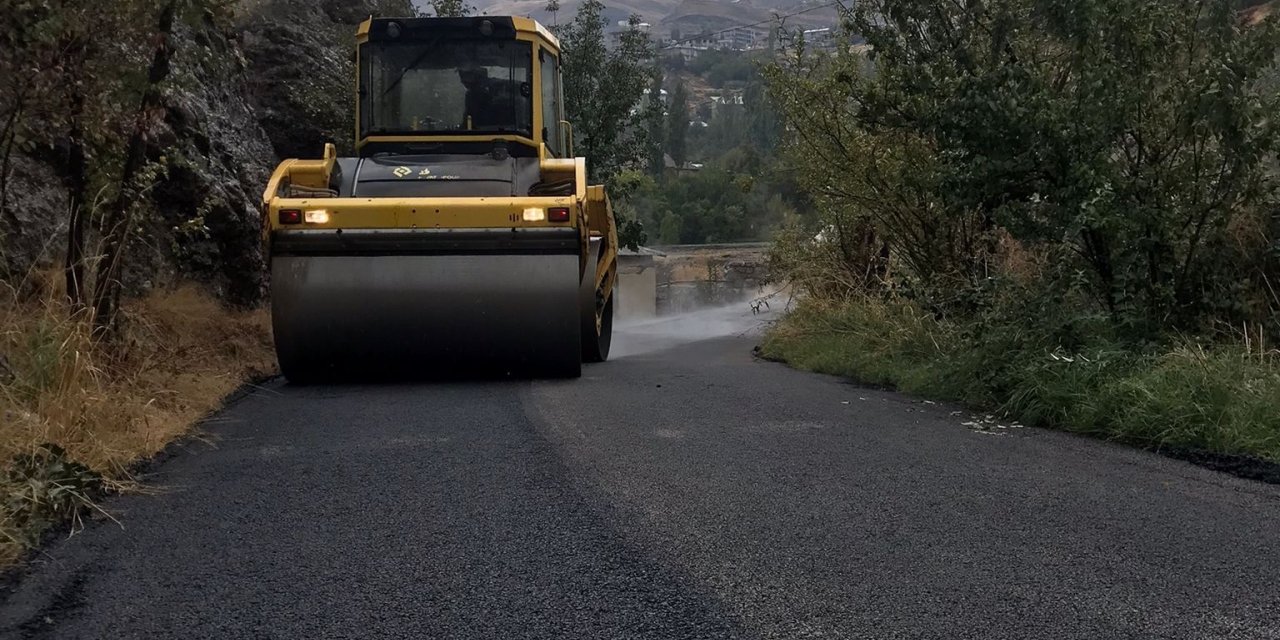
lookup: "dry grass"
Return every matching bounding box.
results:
[0,280,274,565]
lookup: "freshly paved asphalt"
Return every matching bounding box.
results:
[2,307,1279,639]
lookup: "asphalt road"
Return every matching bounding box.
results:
[3,306,1280,639]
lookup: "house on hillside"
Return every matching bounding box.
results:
[664,25,769,53]
[715,25,769,50]
[802,27,836,50]
[606,20,654,51]
[776,26,844,52]
[666,44,711,62]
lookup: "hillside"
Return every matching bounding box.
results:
[1243,0,1277,24]
[433,0,838,33]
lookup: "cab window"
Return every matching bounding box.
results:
[540,49,561,155]
[361,39,533,137]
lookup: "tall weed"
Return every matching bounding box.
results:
[0,280,274,564]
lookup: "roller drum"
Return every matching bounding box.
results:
[271,253,582,380]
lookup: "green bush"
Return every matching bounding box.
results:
[763,298,1280,462]
[765,0,1280,337]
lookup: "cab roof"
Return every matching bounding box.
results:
[356,16,560,53]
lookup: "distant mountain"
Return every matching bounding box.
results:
[413,0,838,36]
[412,0,1280,35]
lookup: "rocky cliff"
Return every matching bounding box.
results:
[0,0,414,305]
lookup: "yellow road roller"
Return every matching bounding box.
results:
[261,16,617,381]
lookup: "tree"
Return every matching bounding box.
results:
[92,0,180,334]
[558,0,655,249]
[545,0,561,26]
[658,210,683,244]
[666,81,688,168]
[743,79,778,151]
[427,0,472,17]
[768,0,1280,335]
[0,0,114,301]
[559,0,654,183]
[645,66,666,178]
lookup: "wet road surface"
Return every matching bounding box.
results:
[3,307,1279,639]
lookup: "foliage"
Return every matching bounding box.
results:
[1,0,168,283]
[0,0,262,319]
[673,48,761,88]
[762,0,1280,462]
[557,0,656,248]
[558,0,655,183]
[617,213,648,251]
[688,77,782,159]
[666,81,689,169]
[90,0,182,334]
[766,0,1280,338]
[0,282,275,565]
[3,444,105,547]
[645,66,666,178]
[425,0,472,17]
[618,157,802,244]
[617,46,804,245]
[763,297,1280,463]
[3,0,410,311]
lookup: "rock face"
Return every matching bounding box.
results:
[239,1,360,159]
[239,0,417,159]
[0,0,414,305]
[1,160,66,284]
[139,11,279,306]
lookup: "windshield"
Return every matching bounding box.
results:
[360,39,533,138]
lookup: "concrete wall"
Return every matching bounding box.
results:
[652,244,771,315]
[617,254,657,321]
[613,244,773,318]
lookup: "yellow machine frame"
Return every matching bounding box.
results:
[261,16,618,334]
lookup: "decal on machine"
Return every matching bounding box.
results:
[391,165,460,180]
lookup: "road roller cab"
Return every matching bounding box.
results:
[262,16,618,381]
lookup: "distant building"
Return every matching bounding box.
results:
[777,26,841,52]
[666,44,710,62]
[663,24,769,57]
[803,27,834,48]
[715,25,769,50]
[606,21,653,51]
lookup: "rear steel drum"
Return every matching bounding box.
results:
[271,253,582,381]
